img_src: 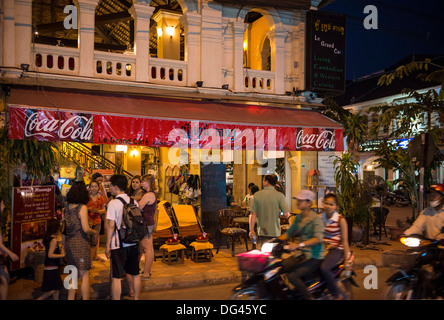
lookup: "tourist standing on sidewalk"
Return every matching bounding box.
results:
[64,182,97,300]
[86,180,106,262]
[249,174,290,245]
[129,175,145,202]
[277,189,325,300]
[0,196,19,300]
[319,193,351,300]
[91,172,109,204]
[37,219,65,300]
[105,175,141,300]
[138,174,157,280]
[404,184,444,240]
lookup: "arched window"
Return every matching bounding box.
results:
[244,11,272,71]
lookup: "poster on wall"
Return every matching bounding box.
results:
[11,186,56,270]
[317,151,343,188]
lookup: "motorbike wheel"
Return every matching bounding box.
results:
[230,286,262,300]
[382,281,414,300]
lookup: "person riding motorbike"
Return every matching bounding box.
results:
[404,184,444,241]
[277,190,325,300]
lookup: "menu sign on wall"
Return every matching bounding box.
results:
[11,186,56,270]
[305,10,346,92]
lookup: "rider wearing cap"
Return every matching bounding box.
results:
[277,189,325,300]
[404,184,444,240]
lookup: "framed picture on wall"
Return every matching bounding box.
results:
[116,152,124,168]
[104,152,116,164]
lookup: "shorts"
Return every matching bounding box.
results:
[0,265,9,284]
[89,224,101,247]
[143,225,155,239]
[110,245,140,279]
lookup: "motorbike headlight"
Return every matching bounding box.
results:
[400,237,421,247]
[261,242,276,253]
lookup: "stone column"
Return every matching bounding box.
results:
[129,3,155,82]
[232,20,246,92]
[267,24,288,95]
[14,0,32,68]
[74,0,99,77]
[3,0,15,67]
[200,2,222,88]
[179,12,201,87]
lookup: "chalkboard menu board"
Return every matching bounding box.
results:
[305,11,346,92]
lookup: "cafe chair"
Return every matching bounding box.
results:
[215,209,249,257]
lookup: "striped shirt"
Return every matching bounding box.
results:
[321,211,343,250]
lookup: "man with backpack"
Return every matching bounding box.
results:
[105,174,145,300]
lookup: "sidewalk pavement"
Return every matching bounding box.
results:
[7,206,412,300]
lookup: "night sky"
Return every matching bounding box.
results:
[321,0,444,80]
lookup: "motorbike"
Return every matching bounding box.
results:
[230,239,358,300]
[382,229,444,300]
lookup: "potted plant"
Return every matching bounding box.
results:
[334,153,374,243]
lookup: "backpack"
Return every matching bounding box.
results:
[115,197,148,245]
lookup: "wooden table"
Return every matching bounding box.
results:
[160,243,187,265]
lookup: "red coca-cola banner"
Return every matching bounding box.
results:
[8,105,344,151]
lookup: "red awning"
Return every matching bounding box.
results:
[9,87,341,129]
[8,87,343,151]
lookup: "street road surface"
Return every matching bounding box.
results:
[139,267,395,300]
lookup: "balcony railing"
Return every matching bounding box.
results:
[149,57,188,86]
[30,45,278,94]
[243,69,275,93]
[32,44,79,75]
[94,51,136,81]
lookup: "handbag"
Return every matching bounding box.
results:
[60,166,76,179]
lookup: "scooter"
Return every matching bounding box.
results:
[230,240,358,300]
[382,228,444,300]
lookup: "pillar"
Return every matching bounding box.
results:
[232,20,246,92]
[153,9,181,61]
[3,0,15,67]
[129,3,155,82]
[179,12,201,87]
[267,24,287,95]
[74,0,99,77]
[200,2,222,88]
[14,0,32,68]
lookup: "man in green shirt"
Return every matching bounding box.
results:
[277,189,325,300]
[249,175,290,246]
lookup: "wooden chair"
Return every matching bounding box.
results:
[172,204,208,246]
[216,209,249,257]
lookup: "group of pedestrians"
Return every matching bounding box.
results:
[33,173,158,300]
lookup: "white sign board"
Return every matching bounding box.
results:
[318,151,342,187]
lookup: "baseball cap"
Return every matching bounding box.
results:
[293,190,315,201]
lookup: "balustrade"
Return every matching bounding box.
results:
[243,69,275,93]
[32,44,79,75]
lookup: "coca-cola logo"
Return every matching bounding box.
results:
[295,129,336,150]
[24,111,93,142]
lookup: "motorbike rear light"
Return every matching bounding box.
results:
[237,250,270,273]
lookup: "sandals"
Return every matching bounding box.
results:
[141,272,152,280]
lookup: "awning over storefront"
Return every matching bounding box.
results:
[8,87,344,151]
